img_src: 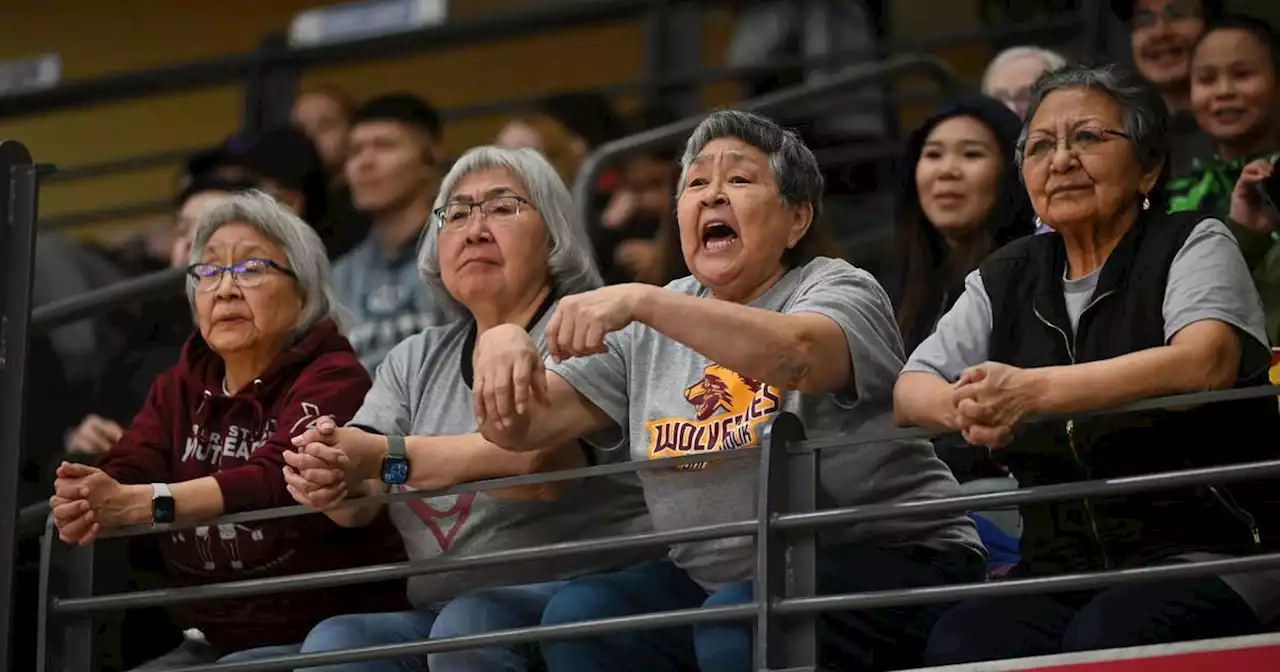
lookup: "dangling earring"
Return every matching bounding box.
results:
[1034,216,1043,230]
[1142,195,1151,211]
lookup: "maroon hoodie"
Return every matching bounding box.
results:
[98,319,408,652]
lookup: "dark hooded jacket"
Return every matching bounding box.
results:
[97,319,407,652]
[892,94,1035,354]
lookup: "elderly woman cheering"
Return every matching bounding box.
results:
[471,110,983,672]
[284,146,652,672]
[893,65,1280,665]
[50,191,407,669]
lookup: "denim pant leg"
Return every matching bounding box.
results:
[297,609,438,672]
[541,560,708,672]
[427,580,567,672]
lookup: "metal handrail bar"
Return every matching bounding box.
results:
[93,553,1280,672]
[40,11,1075,192]
[0,0,730,120]
[78,381,1280,538]
[571,53,959,226]
[54,518,759,614]
[96,441,762,538]
[56,452,1280,615]
[804,383,1280,450]
[30,266,186,333]
[777,552,1280,615]
[774,458,1280,532]
[165,603,761,672]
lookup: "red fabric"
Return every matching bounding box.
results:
[98,319,407,652]
[1028,643,1280,671]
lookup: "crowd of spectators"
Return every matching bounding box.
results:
[16,0,1280,669]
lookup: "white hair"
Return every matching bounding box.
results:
[419,146,602,315]
[982,45,1068,93]
[186,189,344,335]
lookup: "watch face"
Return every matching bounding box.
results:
[382,457,410,485]
[153,497,176,524]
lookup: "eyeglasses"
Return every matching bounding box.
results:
[1132,0,1201,29]
[1021,127,1130,162]
[432,196,533,231]
[187,258,298,292]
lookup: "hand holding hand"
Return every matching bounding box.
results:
[285,416,368,510]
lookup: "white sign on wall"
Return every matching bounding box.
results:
[0,53,61,97]
[289,0,448,48]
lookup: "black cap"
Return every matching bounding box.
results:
[239,126,329,224]
[539,91,622,148]
[351,92,442,141]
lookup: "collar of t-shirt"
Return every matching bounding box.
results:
[460,292,557,388]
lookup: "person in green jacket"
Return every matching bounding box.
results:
[1167,15,1280,339]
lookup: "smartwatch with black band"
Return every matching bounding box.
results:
[381,435,410,485]
[151,483,175,524]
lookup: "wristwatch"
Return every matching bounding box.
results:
[380,435,410,485]
[151,483,175,524]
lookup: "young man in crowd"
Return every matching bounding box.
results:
[332,93,452,373]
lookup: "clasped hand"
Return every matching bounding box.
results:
[50,462,130,546]
[948,362,1043,449]
[284,416,364,510]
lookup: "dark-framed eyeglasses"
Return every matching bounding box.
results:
[1021,128,1131,161]
[432,195,533,231]
[1132,0,1201,29]
[187,258,298,292]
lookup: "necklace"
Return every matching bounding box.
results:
[222,377,232,396]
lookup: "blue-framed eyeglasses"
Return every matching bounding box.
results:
[187,258,298,292]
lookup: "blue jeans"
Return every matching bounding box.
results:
[541,544,985,671]
[131,639,300,669]
[298,580,566,671]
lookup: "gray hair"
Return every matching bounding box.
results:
[420,146,602,315]
[981,45,1068,93]
[187,189,343,335]
[1015,64,1170,195]
[678,110,825,227]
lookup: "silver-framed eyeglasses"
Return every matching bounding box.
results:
[433,195,534,231]
[1022,127,1130,162]
[187,258,298,292]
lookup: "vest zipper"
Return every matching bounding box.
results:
[1033,296,1114,570]
[1206,484,1262,546]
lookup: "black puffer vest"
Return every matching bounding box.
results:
[980,209,1280,575]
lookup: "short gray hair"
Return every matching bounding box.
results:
[420,146,602,314]
[1015,64,1170,197]
[187,190,342,335]
[679,110,825,227]
[981,45,1068,93]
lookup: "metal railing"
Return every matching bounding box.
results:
[36,383,1280,671]
[570,53,960,226]
[36,3,1093,232]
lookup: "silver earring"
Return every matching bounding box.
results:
[1142,195,1151,211]
[1034,216,1043,229]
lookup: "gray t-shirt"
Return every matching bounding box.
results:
[351,308,654,609]
[333,231,453,373]
[903,217,1280,621]
[548,257,982,590]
